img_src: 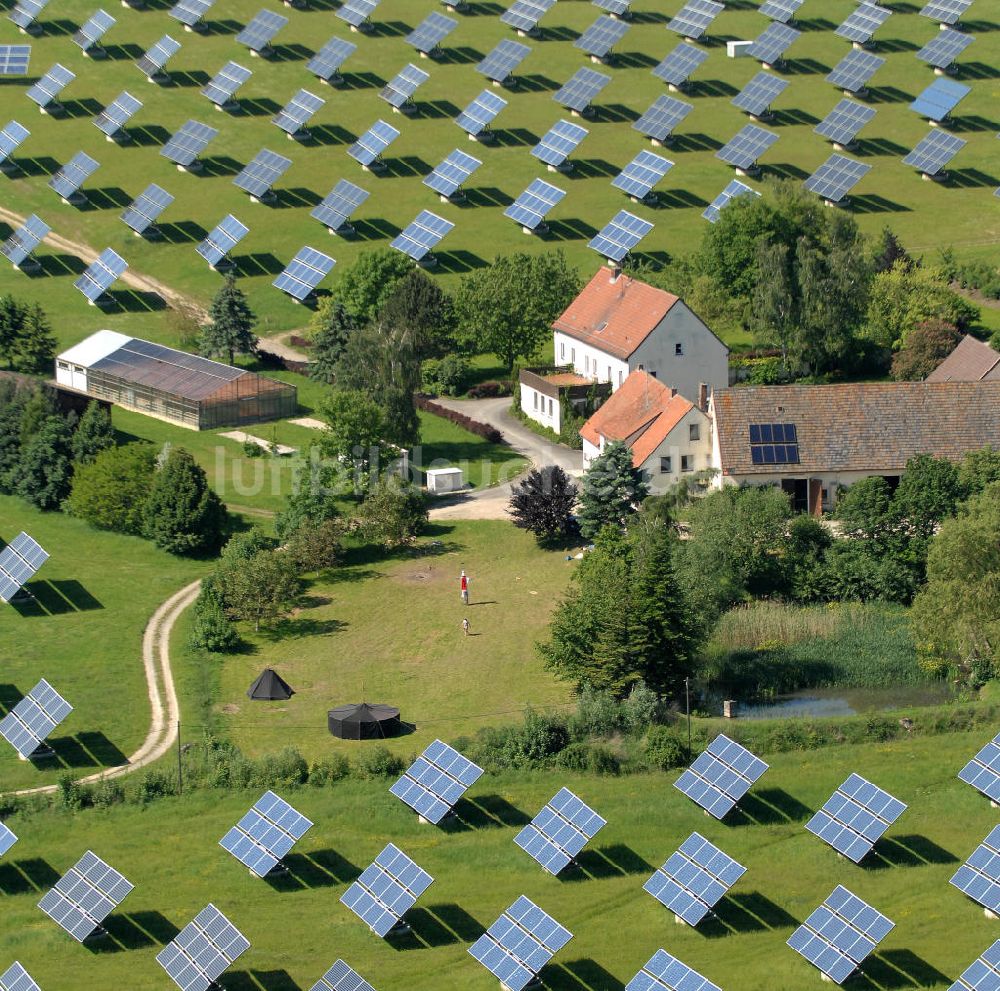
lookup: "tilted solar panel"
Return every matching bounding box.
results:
[423,150,482,199]
[157,904,249,991]
[732,71,789,117]
[406,12,456,54]
[652,43,708,87]
[759,0,803,24]
[391,211,454,262]
[674,733,769,817]
[346,119,399,167]
[380,63,429,109]
[337,0,380,28]
[26,63,75,109]
[0,532,48,601]
[160,120,218,167]
[308,37,357,81]
[612,150,672,199]
[0,679,71,758]
[74,247,127,303]
[0,962,41,991]
[667,0,723,40]
[532,119,588,168]
[748,22,800,65]
[916,28,974,69]
[49,151,99,200]
[1,216,48,266]
[169,0,215,28]
[827,49,884,93]
[589,210,653,262]
[273,246,336,300]
[136,35,181,78]
[803,154,871,203]
[902,129,965,175]
[625,949,722,991]
[477,39,531,82]
[960,733,1000,803]
[814,98,876,146]
[702,178,759,222]
[514,787,607,874]
[911,76,970,121]
[73,10,115,52]
[0,122,30,164]
[197,214,248,266]
[202,61,252,107]
[805,772,906,860]
[949,940,1000,991]
[501,0,556,34]
[553,66,610,112]
[341,843,433,937]
[505,178,565,229]
[951,825,1000,914]
[273,89,325,135]
[121,183,174,235]
[220,790,314,876]
[309,960,377,991]
[93,91,142,138]
[311,179,369,232]
[9,0,49,31]
[593,0,629,14]
[574,15,629,58]
[38,851,133,942]
[835,3,891,44]
[920,0,973,25]
[633,94,693,142]
[236,9,288,53]
[390,739,484,822]
[455,90,507,135]
[0,45,32,76]
[0,822,17,858]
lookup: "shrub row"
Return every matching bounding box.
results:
[467,380,512,399]
[414,394,505,444]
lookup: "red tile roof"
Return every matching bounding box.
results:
[552,268,682,360]
[926,334,1000,382]
[581,370,695,467]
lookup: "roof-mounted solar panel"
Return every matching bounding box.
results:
[667,0,723,40]
[73,10,115,55]
[514,787,606,874]
[380,63,429,111]
[308,37,357,83]
[26,63,75,112]
[121,183,173,236]
[748,22,799,66]
[337,0,381,30]
[532,118,588,170]
[612,150,672,202]
[346,118,399,169]
[805,773,906,861]
[716,123,779,172]
[310,179,369,234]
[48,151,99,203]
[236,9,288,56]
[759,0,803,24]
[169,0,215,30]
[1,214,49,268]
[959,732,1000,804]
[0,531,48,602]
[575,15,629,61]
[273,89,325,137]
[220,790,313,876]
[902,128,965,176]
[390,739,484,820]
[827,49,884,94]
[626,949,722,991]
[920,0,974,26]
[406,11,456,56]
[423,149,482,201]
[93,91,142,140]
[950,940,1000,991]
[553,66,610,114]
[136,35,181,81]
[157,904,249,991]
[0,45,32,76]
[732,70,789,118]
[505,178,565,232]
[675,733,769,817]
[0,121,30,166]
[916,28,974,70]
[910,76,970,122]
[74,247,127,304]
[9,0,49,33]
[273,246,336,301]
[749,421,800,464]
[652,43,708,89]
[309,960,376,991]
[835,3,891,45]
[38,851,133,942]
[455,89,507,138]
[804,153,871,204]
[951,825,1000,915]
[391,211,454,263]
[202,61,252,109]
[477,39,531,85]
[702,179,759,222]
[0,678,71,758]
[815,98,876,147]
[341,843,433,936]
[0,962,40,991]
[501,0,556,35]
[589,210,653,263]
[160,119,218,169]
[197,214,248,267]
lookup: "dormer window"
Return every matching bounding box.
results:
[675,342,683,356]
[595,321,608,332]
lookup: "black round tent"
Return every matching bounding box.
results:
[327,702,402,740]
[247,668,294,701]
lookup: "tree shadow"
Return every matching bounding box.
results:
[223,970,302,991]
[264,848,360,891]
[261,617,345,640]
[306,123,354,145]
[166,69,211,87]
[699,891,798,937]
[102,43,144,60]
[560,844,653,882]
[862,834,958,870]
[390,903,482,949]
[729,788,812,826]
[156,221,208,244]
[88,910,179,952]
[230,252,285,276]
[847,950,950,990]
[0,858,61,896]
[451,794,531,829]
[545,959,625,991]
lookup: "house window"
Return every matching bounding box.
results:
[618,370,623,387]
[650,371,657,378]
[571,347,576,363]
[560,342,565,360]
[675,342,683,356]
[533,390,538,410]
[681,455,694,472]
[689,423,700,442]
[660,456,672,473]
[548,398,553,415]
[607,365,611,382]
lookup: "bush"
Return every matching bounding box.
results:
[133,770,176,804]
[188,594,241,653]
[644,726,688,771]
[242,439,264,458]
[473,710,571,770]
[422,354,471,396]
[556,742,621,774]
[414,394,505,443]
[253,747,309,788]
[355,745,406,779]
[309,755,351,786]
[467,380,511,399]
[622,681,660,734]
[569,687,623,739]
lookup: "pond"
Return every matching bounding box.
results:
[702,682,957,721]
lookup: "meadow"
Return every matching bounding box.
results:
[0,0,997,349]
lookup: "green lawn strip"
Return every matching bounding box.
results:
[416,409,527,488]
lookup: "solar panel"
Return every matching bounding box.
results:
[136,35,181,79]
[702,178,759,222]
[749,22,799,66]
[554,66,610,113]
[827,49,884,93]
[380,64,429,110]
[804,153,871,203]
[273,89,325,135]
[0,963,40,991]
[391,211,454,262]
[406,12,456,55]
[593,0,629,15]
[950,940,1000,991]
[902,128,965,175]
[716,123,779,171]
[273,246,336,300]
[0,532,48,602]
[340,843,433,936]
[2,214,49,267]
[625,949,722,991]
[917,28,974,69]
[589,210,653,263]
[732,71,789,118]
[220,790,314,876]
[612,149,672,200]
[0,822,17,858]
[197,214,248,266]
[121,183,173,235]
[73,10,115,53]
[532,119,588,168]
[236,9,288,54]
[652,43,708,88]
[501,0,556,34]
[805,773,906,862]
[347,119,399,168]
[911,77,970,121]
[505,178,565,230]
[759,0,803,24]
[0,122,30,165]
[157,904,249,991]
[748,422,799,464]
[423,149,482,199]
[311,179,369,233]
[309,960,376,991]
[469,896,572,991]
[38,851,133,942]
[0,678,71,759]
[390,739,484,821]
[169,0,215,28]
[74,247,127,303]
[202,61,252,108]
[788,886,894,984]
[836,3,891,44]
[951,825,1000,914]
[815,98,876,146]
[0,46,31,76]
[644,832,746,926]
[514,787,607,874]
[308,37,357,83]
[93,91,142,139]
[48,151,99,201]
[675,734,769,818]
[9,0,48,31]
[920,0,973,25]
[575,15,629,59]
[160,120,218,167]
[337,0,380,29]
[667,0,723,40]
[476,40,530,86]
[960,733,1000,804]
[455,90,507,136]
[26,63,75,111]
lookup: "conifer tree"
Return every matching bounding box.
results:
[200,276,257,365]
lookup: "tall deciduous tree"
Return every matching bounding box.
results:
[355,479,428,548]
[201,275,257,365]
[308,299,355,384]
[577,441,648,539]
[143,447,227,555]
[333,249,413,326]
[72,402,116,464]
[508,465,579,544]
[378,268,455,358]
[890,320,961,381]
[318,388,387,490]
[751,241,794,366]
[218,549,301,632]
[67,443,156,534]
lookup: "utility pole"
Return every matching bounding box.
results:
[685,678,692,760]
[176,720,183,795]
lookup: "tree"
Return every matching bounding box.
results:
[219,527,273,564]
[308,300,355,384]
[890,320,961,380]
[455,251,581,370]
[333,249,413,326]
[576,441,648,538]
[13,413,74,510]
[378,268,455,359]
[872,227,912,274]
[508,466,579,543]
[355,479,428,548]
[282,517,343,573]
[218,549,301,632]
[201,275,257,365]
[958,446,1000,499]
[0,390,28,493]
[892,453,963,546]
[188,589,241,652]
[274,466,341,540]
[143,447,227,555]
[834,475,894,542]
[72,402,116,464]
[318,389,387,491]
[751,241,794,365]
[67,443,156,534]
[0,295,26,369]
[11,304,56,374]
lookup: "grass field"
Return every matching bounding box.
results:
[0,0,997,347]
[2,731,1000,990]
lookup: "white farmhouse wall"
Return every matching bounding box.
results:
[519,382,561,433]
[553,332,630,390]
[638,408,713,494]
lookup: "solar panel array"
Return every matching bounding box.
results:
[716,123,779,170]
[477,39,531,83]
[804,154,871,203]
[625,949,722,991]
[49,151,99,200]
[0,822,17,858]
[93,91,142,139]
[505,178,565,230]
[633,94,692,142]
[732,71,789,118]
[500,0,555,34]
[920,0,973,25]
[169,0,214,28]
[589,209,653,262]
[273,246,336,300]
[0,679,71,759]
[532,119,588,168]
[74,247,127,302]
[950,940,1000,991]
[220,790,313,877]
[652,43,708,88]
[233,149,291,198]
[423,149,482,199]
[391,210,454,261]
[1,214,48,267]
[9,0,48,31]
[835,3,891,44]
[675,734,769,818]
[815,99,876,146]
[337,0,381,29]
[805,773,907,862]
[0,121,30,164]
[73,10,115,53]
[340,843,433,937]
[960,733,1000,803]
[311,179,369,232]
[667,0,723,40]
[196,214,248,266]
[136,35,181,79]
[389,739,484,822]
[236,9,288,54]
[554,66,610,113]
[121,183,174,235]
[347,119,399,167]
[380,64,429,110]
[308,37,357,82]
[468,896,572,991]
[574,15,629,59]
[26,63,75,110]
[0,45,31,76]
[612,149,672,200]
[38,851,133,942]
[951,825,1000,914]
[902,129,966,175]
[160,119,218,166]
[455,89,507,137]
[514,787,607,874]
[750,422,799,464]
[787,886,894,984]
[0,532,48,602]
[917,28,974,69]
[157,904,250,991]
[758,0,803,25]
[0,963,40,991]
[748,22,800,66]
[644,832,746,926]
[273,89,325,136]
[309,960,376,991]
[406,12,456,55]
[827,49,884,93]
[911,77,970,121]
[702,178,759,222]
[202,61,252,108]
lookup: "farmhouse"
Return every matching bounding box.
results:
[55,331,297,430]
[926,334,1000,382]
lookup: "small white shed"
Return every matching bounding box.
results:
[426,467,465,493]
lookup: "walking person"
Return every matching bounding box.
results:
[462,617,470,636]
[460,569,470,606]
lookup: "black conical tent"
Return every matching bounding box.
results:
[247,668,295,701]
[327,702,401,740]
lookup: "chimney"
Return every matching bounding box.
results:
[698,382,708,412]
[670,387,677,398]
[608,264,621,283]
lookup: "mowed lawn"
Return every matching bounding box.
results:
[0,498,207,792]
[0,0,997,346]
[2,731,999,990]
[189,520,574,759]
